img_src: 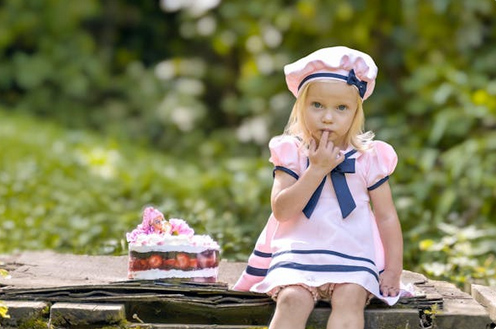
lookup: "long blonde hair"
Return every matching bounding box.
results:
[284,81,374,152]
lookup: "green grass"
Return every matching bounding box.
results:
[0,110,272,259]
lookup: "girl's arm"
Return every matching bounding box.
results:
[271,164,325,221]
[369,181,403,297]
[271,132,343,221]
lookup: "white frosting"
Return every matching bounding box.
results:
[130,244,213,253]
[129,267,218,280]
[129,233,219,251]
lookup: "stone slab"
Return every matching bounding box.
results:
[429,280,493,329]
[472,284,496,322]
[0,300,49,327]
[0,251,129,288]
[50,302,126,327]
[0,251,245,289]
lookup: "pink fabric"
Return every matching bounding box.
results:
[284,46,378,100]
[233,135,410,306]
[365,141,398,188]
[268,136,303,175]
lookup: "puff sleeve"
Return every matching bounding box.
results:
[268,135,302,180]
[365,141,398,190]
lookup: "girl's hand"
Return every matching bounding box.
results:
[308,131,344,175]
[379,269,401,297]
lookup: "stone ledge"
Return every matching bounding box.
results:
[50,302,126,327]
[0,300,49,327]
[308,307,420,329]
[472,284,496,322]
[422,279,493,329]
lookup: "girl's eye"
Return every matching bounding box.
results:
[312,102,324,109]
[337,104,348,111]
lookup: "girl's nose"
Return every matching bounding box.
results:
[322,110,333,122]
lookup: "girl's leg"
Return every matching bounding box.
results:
[269,285,315,329]
[327,283,368,329]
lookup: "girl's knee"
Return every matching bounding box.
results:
[331,283,368,311]
[276,285,314,311]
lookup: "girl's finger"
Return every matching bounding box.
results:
[320,130,329,148]
[310,138,317,152]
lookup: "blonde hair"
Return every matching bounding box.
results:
[284,81,374,152]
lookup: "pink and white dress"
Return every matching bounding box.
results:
[233,135,405,305]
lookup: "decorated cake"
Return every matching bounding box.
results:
[127,207,220,282]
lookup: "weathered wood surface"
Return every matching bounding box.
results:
[0,251,493,328]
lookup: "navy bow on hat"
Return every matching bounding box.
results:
[303,150,357,219]
[346,70,367,99]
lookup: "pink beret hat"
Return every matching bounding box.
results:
[284,46,378,100]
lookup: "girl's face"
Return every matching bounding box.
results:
[302,81,358,149]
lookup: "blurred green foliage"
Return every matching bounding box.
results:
[1,0,496,287]
[0,111,272,260]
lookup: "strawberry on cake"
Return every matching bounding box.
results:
[127,207,220,282]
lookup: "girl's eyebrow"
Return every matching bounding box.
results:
[307,95,328,102]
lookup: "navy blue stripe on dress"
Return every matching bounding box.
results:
[246,265,268,277]
[273,166,299,180]
[367,176,389,191]
[253,250,272,258]
[268,261,379,282]
[272,249,376,266]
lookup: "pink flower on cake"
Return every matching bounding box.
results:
[126,208,196,244]
[169,218,195,237]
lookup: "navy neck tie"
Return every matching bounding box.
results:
[303,150,357,219]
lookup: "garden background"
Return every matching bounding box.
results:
[1,0,496,289]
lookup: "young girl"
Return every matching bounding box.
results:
[233,46,407,329]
